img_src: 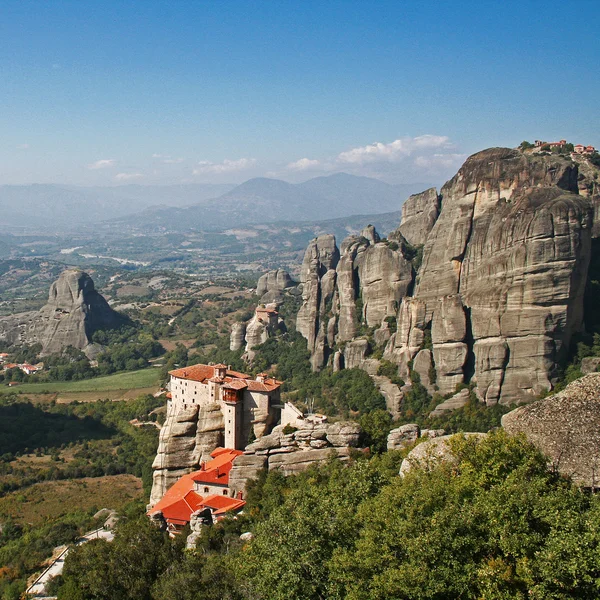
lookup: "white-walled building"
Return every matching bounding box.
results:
[168,363,282,449]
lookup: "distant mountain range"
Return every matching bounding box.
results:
[0,174,431,232]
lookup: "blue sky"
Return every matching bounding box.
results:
[1,0,598,186]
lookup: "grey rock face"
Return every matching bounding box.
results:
[256,269,295,303]
[325,421,362,447]
[581,357,600,374]
[0,269,125,357]
[230,322,246,351]
[397,187,441,247]
[228,420,364,493]
[386,149,593,405]
[296,234,340,370]
[343,338,370,370]
[297,229,412,371]
[387,424,420,450]
[429,388,470,417]
[399,433,487,477]
[502,373,600,488]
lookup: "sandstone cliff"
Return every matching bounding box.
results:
[297,148,596,407]
[0,269,125,357]
[296,227,413,371]
[228,420,363,493]
[396,187,440,247]
[385,148,592,405]
[256,269,296,303]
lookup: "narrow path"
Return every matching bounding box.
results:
[26,528,115,598]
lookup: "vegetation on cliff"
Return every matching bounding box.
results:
[56,432,600,599]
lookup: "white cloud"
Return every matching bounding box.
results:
[337,135,453,165]
[88,158,116,170]
[286,158,320,171]
[115,172,143,181]
[193,158,256,175]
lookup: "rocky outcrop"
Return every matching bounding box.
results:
[385,149,593,405]
[228,420,363,493]
[399,433,486,476]
[230,322,247,351]
[581,357,600,374]
[429,388,470,417]
[0,269,125,357]
[256,269,296,303]
[387,424,420,450]
[502,373,600,488]
[296,234,340,370]
[397,187,441,247]
[229,305,284,359]
[387,423,446,451]
[297,227,413,371]
[295,147,596,411]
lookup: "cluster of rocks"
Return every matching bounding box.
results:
[256,269,298,303]
[228,421,362,493]
[0,269,125,359]
[297,148,598,407]
[386,423,445,451]
[230,304,286,360]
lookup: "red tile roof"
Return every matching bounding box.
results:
[149,472,204,522]
[148,447,245,525]
[246,377,282,392]
[223,379,248,390]
[169,363,252,383]
[200,494,246,515]
[192,448,243,486]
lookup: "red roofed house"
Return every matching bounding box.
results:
[168,363,282,450]
[148,447,245,534]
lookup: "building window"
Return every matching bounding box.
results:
[204,487,209,493]
[223,490,228,495]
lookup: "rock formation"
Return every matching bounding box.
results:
[396,187,441,247]
[296,147,598,409]
[387,424,445,451]
[386,148,592,405]
[0,269,125,357]
[296,227,413,371]
[256,269,296,303]
[228,420,363,493]
[502,373,600,488]
[399,432,487,476]
[229,304,285,359]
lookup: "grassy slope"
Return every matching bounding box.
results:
[5,368,160,394]
[0,475,143,525]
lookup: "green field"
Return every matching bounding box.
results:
[3,368,160,394]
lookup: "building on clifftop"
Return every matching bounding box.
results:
[168,363,282,450]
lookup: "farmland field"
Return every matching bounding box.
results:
[3,369,161,395]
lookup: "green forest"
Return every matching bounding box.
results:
[54,432,600,599]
